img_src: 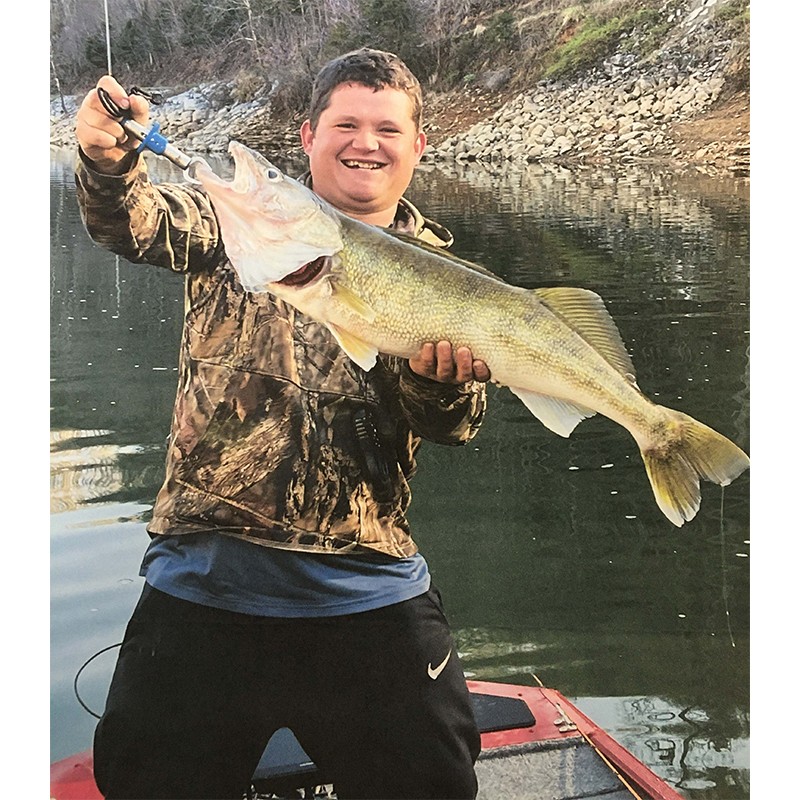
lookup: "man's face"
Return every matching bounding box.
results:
[300,82,426,226]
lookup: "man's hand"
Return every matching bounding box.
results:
[408,341,491,385]
[75,75,151,173]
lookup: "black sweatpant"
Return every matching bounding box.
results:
[93,584,480,799]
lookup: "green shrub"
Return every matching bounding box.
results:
[716,0,750,33]
[428,8,521,89]
[179,0,243,50]
[360,0,421,62]
[544,6,664,79]
[544,16,626,78]
[324,21,363,58]
[84,34,109,70]
[485,10,518,47]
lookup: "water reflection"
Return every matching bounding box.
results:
[576,695,749,795]
[411,160,748,302]
[50,149,749,798]
[50,429,162,512]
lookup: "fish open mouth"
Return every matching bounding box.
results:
[277,255,331,287]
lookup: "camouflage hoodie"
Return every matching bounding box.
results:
[74,151,486,558]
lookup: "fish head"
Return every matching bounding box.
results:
[192,140,343,291]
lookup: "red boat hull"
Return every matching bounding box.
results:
[469,680,683,800]
[50,681,683,800]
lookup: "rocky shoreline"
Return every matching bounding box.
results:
[50,1,749,176]
[428,64,741,170]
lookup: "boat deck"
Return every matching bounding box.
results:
[50,680,684,800]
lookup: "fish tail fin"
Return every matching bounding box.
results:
[641,407,750,527]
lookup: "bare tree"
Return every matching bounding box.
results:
[418,0,476,76]
[51,54,68,113]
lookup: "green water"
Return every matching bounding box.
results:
[50,151,750,798]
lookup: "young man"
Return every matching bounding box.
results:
[74,48,489,799]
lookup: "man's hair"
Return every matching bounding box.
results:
[308,48,423,131]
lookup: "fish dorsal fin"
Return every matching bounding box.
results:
[327,323,378,372]
[508,387,596,437]
[533,287,637,382]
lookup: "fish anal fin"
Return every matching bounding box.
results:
[533,287,636,381]
[328,323,378,372]
[509,387,596,437]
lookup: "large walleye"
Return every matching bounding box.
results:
[192,141,749,527]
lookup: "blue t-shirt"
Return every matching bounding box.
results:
[140,533,431,617]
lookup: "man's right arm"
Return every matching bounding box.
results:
[74,76,223,274]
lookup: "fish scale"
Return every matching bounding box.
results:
[335,222,641,426]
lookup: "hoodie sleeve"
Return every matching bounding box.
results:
[74,148,224,274]
[391,359,487,446]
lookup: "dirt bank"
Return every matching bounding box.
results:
[666,90,749,168]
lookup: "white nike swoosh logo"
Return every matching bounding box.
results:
[427,648,452,680]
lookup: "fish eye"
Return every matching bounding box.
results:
[267,168,281,182]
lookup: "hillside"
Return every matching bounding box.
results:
[50,0,750,173]
[421,81,749,170]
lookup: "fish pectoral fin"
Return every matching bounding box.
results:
[328,323,379,372]
[533,287,636,381]
[331,281,377,323]
[508,387,596,437]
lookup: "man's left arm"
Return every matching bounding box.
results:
[396,341,489,445]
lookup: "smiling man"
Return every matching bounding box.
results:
[74,48,487,799]
[301,81,426,225]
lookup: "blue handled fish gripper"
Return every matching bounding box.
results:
[135,120,168,156]
[121,117,194,171]
[97,85,196,172]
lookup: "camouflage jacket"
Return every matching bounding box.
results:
[74,151,487,558]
